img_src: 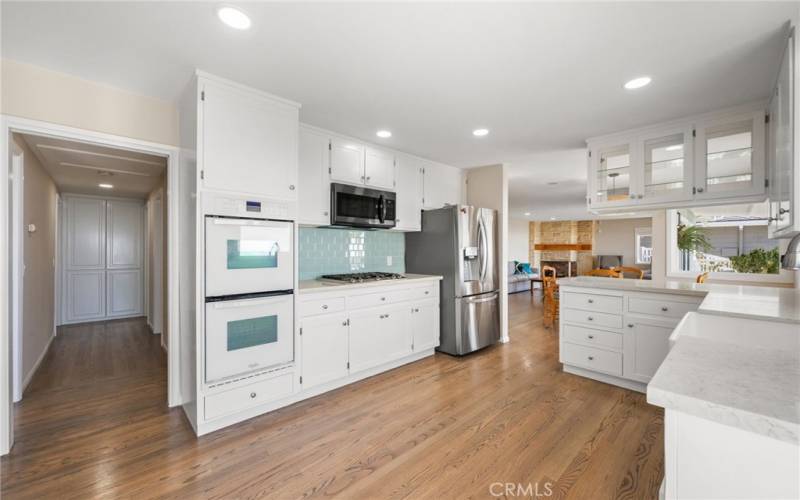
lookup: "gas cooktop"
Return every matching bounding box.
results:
[320,272,406,284]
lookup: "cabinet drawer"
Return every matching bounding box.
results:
[348,289,412,309]
[562,292,622,314]
[301,297,345,317]
[628,297,698,319]
[562,308,622,330]
[562,342,622,376]
[409,284,437,301]
[562,324,622,351]
[205,373,294,420]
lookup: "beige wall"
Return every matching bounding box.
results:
[594,217,652,269]
[146,177,169,345]
[2,59,178,146]
[508,218,530,263]
[12,134,58,389]
[466,164,509,342]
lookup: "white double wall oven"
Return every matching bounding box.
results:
[203,194,295,384]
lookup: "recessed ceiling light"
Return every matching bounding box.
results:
[550,217,557,221]
[624,76,651,90]
[376,130,392,139]
[472,128,489,137]
[98,183,113,189]
[217,5,251,30]
[524,212,531,216]
[665,144,683,151]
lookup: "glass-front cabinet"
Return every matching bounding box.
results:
[587,105,767,213]
[768,28,796,238]
[693,110,766,201]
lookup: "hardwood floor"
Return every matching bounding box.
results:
[1,295,663,499]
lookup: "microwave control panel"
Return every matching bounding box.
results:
[202,193,295,221]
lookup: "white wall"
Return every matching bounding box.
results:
[12,134,58,395]
[508,218,530,262]
[1,59,178,146]
[594,217,652,268]
[466,164,509,342]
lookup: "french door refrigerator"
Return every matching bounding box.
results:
[406,205,500,355]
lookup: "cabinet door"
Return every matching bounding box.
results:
[106,200,143,269]
[106,269,142,318]
[589,141,638,208]
[201,79,299,199]
[330,138,365,185]
[298,127,331,225]
[769,33,795,236]
[637,126,694,205]
[423,161,462,209]
[349,305,412,372]
[301,313,349,389]
[693,110,766,201]
[411,301,439,351]
[623,317,676,383]
[394,153,423,231]
[364,147,396,190]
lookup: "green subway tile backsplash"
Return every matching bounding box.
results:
[298,227,405,280]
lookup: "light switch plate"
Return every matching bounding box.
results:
[386,256,393,266]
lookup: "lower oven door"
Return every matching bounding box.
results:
[205,293,294,383]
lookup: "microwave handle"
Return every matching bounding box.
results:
[378,194,386,224]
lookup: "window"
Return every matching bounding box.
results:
[635,227,653,265]
[667,201,792,282]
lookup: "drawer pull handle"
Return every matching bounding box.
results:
[250,392,257,399]
[588,299,594,304]
[587,356,594,361]
[661,306,668,312]
[381,297,387,301]
[385,314,390,319]
[322,304,328,309]
[587,316,594,321]
[425,291,430,295]
[628,324,634,328]
[587,335,594,339]
[342,321,347,326]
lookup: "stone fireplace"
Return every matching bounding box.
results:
[541,260,578,278]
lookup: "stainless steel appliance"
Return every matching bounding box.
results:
[320,272,405,284]
[203,194,295,383]
[406,205,500,355]
[330,183,396,229]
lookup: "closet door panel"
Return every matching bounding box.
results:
[107,200,143,269]
[66,197,105,270]
[107,270,143,318]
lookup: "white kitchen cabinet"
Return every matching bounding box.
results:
[330,137,365,186]
[364,147,396,190]
[411,300,440,351]
[587,103,768,213]
[423,161,463,209]
[300,313,349,389]
[199,77,300,200]
[769,28,798,238]
[623,316,676,383]
[349,304,412,372]
[693,109,766,201]
[298,126,331,225]
[394,153,424,231]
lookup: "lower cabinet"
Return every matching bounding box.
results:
[411,301,439,351]
[300,312,349,389]
[349,304,412,372]
[623,316,676,383]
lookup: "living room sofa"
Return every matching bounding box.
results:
[508,261,539,293]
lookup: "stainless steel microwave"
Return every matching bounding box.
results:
[330,183,396,229]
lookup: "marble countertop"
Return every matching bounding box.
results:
[648,332,800,444]
[298,273,442,294]
[557,276,800,324]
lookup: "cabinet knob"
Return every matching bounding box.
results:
[661,306,668,312]
[289,185,295,191]
[587,356,594,361]
[323,211,329,216]
[424,291,429,295]
[779,208,790,215]
[342,321,347,326]
[697,187,705,193]
[588,299,594,303]
[628,324,634,328]
[366,176,371,181]
[587,316,594,321]
[381,297,386,301]
[629,194,635,199]
[250,392,257,398]
[322,304,328,310]
[637,194,643,199]
[385,314,390,318]
[588,335,594,339]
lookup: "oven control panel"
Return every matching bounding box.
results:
[202,193,295,221]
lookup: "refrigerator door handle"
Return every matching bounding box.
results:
[478,215,488,282]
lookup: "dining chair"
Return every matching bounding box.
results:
[696,272,710,284]
[586,268,622,278]
[613,266,644,280]
[542,273,559,329]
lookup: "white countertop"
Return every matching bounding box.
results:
[558,276,800,442]
[298,273,442,294]
[558,276,800,324]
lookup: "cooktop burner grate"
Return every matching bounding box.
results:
[320,272,406,283]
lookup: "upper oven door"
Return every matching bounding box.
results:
[330,183,396,229]
[205,217,294,297]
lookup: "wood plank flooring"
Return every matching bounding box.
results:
[1,294,664,499]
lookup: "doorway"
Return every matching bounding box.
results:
[1,117,181,455]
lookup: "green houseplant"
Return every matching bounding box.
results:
[676,224,713,253]
[730,248,781,274]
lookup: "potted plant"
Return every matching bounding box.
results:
[676,224,713,253]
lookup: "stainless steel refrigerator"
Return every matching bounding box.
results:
[406,205,500,355]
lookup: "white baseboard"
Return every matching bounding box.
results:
[15,333,55,402]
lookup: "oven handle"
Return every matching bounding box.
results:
[211,297,286,309]
[211,218,286,227]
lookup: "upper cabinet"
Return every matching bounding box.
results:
[587,104,767,213]
[423,161,463,209]
[198,75,300,201]
[330,138,365,186]
[298,126,331,226]
[768,27,798,238]
[394,153,424,231]
[364,147,396,190]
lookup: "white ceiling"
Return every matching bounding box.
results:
[1,2,796,215]
[18,134,166,199]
